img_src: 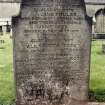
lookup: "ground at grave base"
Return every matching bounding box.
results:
[89,103,105,105]
[69,99,105,105]
[16,98,105,105]
[15,97,105,105]
[71,102,105,105]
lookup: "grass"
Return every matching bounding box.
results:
[0,34,15,105]
[89,40,105,102]
[1,34,105,103]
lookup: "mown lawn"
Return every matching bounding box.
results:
[89,40,105,102]
[0,34,15,105]
[1,34,105,103]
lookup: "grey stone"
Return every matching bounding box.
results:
[12,0,91,105]
[102,44,105,53]
[0,0,21,3]
[0,26,3,35]
[0,3,20,17]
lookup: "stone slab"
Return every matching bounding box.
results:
[12,0,91,105]
[0,0,21,3]
[0,3,20,17]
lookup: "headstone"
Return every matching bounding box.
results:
[102,44,105,53]
[0,26,3,35]
[96,9,105,39]
[0,0,21,17]
[12,0,91,105]
[0,0,21,2]
[6,21,11,33]
[6,25,11,33]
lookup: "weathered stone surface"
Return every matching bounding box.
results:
[0,3,20,17]
[0,0,21,2]
[85,0,105,17]
[12,0,91,105]
[102,44,105,53]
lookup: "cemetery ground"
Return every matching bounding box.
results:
[0,34,105,104]
[89,39,105,102]
[0,34,15,105]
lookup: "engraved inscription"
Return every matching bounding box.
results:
[13,0,91,105]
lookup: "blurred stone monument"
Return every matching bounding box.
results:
[12,0,91,105]
[0,0,20,17]
[6,21,11,33]
[102,44,105,53]
[0,26,3,35]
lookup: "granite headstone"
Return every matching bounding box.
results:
[12,0,91,105]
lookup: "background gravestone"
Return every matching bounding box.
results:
[0,0,21,2]
[0,0,20,17]
[12,0,91,105]
[102,44,105,53]
[0,26,3,35]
